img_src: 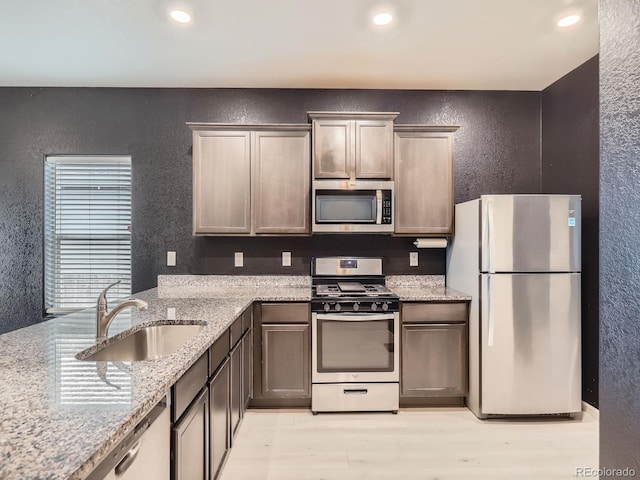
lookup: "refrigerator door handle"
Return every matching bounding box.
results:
[486,199,496,274]
[486,275,494,347]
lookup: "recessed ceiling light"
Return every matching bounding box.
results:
[170,9,191,24]
[557,14,581,28]
[373,12,393,26]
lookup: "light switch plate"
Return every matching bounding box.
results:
[166,307,176,320]
[410,252,419,267]
[167,251,176,267]
[234,252,243,268]
[282,251,292,267]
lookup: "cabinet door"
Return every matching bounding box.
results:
[312,119,351,179]
[230,342,242,441]
[401,323,467,397]
[193,130,251,234]
[172,388,209,480]
[253,131,310,234]
[355,120,393,179]
[242,327,253,411]
[394,131,454,234]
[261,324,310,398]
[210,360,229,480]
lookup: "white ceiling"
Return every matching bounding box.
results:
[0,0,598,91]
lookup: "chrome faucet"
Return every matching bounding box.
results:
[96,281,148,342]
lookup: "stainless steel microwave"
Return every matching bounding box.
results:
[312,180,394,233]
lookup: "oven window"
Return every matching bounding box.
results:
[315,191,376,223]
[317,318,394,372]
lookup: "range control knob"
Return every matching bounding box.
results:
[334,303,342,312]
[381,303,389,311]
[371,303,378,311]
[323,303,331,312]
[353,302,360,312]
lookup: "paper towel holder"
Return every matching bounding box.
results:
[413,238,448,249]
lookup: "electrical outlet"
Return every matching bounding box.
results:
[234,252,243,267]
[410,252,419,267]
[167,251,176,267]
[166,307,176,320]
[282,251,292,267]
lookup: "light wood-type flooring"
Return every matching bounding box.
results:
[221,408,598,480]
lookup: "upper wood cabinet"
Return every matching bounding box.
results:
[189,124,310,236]
[309,112,398,180]
[192,130,252,234]
[252,131,310,234]
[394,126,458,235]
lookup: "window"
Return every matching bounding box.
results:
[44,156,132,314]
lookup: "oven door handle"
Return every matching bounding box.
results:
[315,313,395,322]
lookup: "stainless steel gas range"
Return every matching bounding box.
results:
[311,257,400,414]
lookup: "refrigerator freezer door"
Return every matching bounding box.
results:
[480,195,581,273]
[480,273,581,415]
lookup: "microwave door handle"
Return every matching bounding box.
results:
[376,190,383,224]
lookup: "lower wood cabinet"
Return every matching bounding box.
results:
[209,358,230,480]
[401,323,467,396]
[261,324,310,398]
[400,301,469,406]
[230,341,242,440]
[172,387,209,480]
[242,325,253,412]
[252,303,311,407]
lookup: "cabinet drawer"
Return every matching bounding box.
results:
[402,302,468,323]
[209,329,230,375]
[261,303,309,324]
[173,352,209,421]
[230,316,243,347]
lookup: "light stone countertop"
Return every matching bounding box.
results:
[387,275,471,301]
[0,274,469,480]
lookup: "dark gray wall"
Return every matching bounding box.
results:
[599,1,640,476]
[0,88,541,334]
[541,56,599,408]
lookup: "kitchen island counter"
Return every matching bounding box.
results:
[0,275,310,480]
[0,274,470,480]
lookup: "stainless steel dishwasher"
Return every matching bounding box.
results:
[86,396,170,480]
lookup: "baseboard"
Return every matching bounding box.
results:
[582,400,599,419]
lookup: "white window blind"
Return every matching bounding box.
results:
[44,156,132,314]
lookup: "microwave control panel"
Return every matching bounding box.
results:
[382,190,392,224]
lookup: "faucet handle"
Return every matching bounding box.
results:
[97,280,122,309]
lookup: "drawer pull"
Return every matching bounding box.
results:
[343,389,368,395]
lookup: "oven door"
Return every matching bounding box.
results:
[312,312,399,383]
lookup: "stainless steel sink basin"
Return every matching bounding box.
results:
[77,323,205,361]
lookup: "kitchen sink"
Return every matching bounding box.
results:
[76,323,205,362]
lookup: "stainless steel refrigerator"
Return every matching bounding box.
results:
[447,194,581,418]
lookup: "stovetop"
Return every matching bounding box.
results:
[311,279,399,313]
[310,257,399,313]
[314,282,394,297]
